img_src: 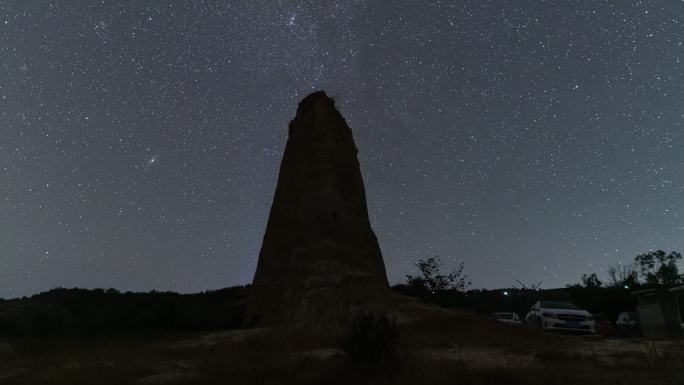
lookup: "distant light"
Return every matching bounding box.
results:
[624,285,629,289]
[503,291,509,296]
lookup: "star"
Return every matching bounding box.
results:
[143,153,159,172]
[287,13,296,27]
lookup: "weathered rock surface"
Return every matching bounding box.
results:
[248,91,392,327]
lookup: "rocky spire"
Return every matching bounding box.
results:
[248,91,390,327]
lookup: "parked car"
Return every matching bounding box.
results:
[593,314,614,336]
[525,300,595,334]
[615,312,641,336]
[491,312,522,325]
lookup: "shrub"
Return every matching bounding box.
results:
[338,311,400,376]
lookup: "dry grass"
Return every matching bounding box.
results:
[1,311,684,385]
[400,308,570,353]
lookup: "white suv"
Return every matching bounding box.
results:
[525,300,595,334]
[615,311,641,336]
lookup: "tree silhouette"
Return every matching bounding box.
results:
[606,263,639,288]
[581,273,602,288]
[405,256,470,293]
[634,250,682,287]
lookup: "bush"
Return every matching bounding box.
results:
[338,311,400,376]
[0,286,249,338]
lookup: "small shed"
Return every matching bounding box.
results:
[632,287,684,340]
[669,285,684,328]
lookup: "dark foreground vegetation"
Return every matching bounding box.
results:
[1,309,683,385]
[1,249,682,384]
[2,249,680,340]
[0,282,638,340]
[0,286,247,338]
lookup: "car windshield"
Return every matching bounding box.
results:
[493,313,513,319]
[540,301,583,310]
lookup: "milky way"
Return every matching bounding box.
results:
[1,1,683,297]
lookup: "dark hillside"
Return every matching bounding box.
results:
[0,286,248,338]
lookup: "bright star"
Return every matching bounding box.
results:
[143,153,160,172]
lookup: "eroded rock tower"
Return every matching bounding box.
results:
[248,91,390,327]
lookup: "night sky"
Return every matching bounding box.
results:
[2,1,683,298]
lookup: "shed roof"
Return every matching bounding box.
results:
[631,288,657,296]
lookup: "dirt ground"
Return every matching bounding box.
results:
[1,311,683,385]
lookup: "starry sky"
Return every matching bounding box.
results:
[1,1,683,298]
